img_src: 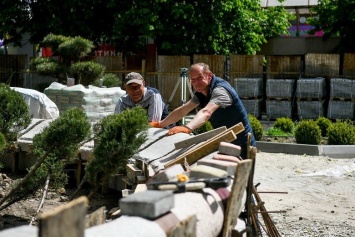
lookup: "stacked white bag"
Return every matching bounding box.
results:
[44,82,126,122]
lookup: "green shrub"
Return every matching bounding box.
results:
[194,121,214,135]
[294,120,322,145]
[327,120,355,145]
[70,61,105,86]
[316,116,332,137]
[93,73,121,88]
[0,132,5,152]
[41,34,69,53]
[273,117,294,133]
[266,127,286,136]
[57,36,94,62]
[248,114,264,141]
[0,83,31,141]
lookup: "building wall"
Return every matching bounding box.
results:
[258,37,341,56]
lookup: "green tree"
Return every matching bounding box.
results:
[308,0,355,53]
[1,0,292,55]
[31,34,105,85]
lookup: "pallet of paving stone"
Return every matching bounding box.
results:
[266,99,293,120]
[330,78,355,99]
[241,98,262,119]
[297,100,325,120]
[266,78,295,98]
[234,78,263,98]
[296,77,326,99]
[327,100,355,120]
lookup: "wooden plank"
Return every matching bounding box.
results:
[85,206,106,228]
[227,122,245,136]
[222,160,253,237]
[174,126,227,149]
[39,196,88,237]
[164,130,236,168]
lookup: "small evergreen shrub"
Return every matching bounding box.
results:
[0,132,5,152]
[273,117,294,133]
[70,61,105,86]
[93,73,121,88]
[0,83,31,141]
[327,120,355,145]
[194,121,213,135]
[248,114,264,141]
[294,120,322,145]
[316,116,332,137]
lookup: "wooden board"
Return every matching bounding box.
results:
[165,122,245,168]
[164,130,236,168]
[174,126,227,149]
[222,160,253,237]
[85,206,106,228]
[39,196,88,237]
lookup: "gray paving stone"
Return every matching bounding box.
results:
[133,132,193,163]
[119,190,174,219]
[218,141,241,157]
[197,159,237,176]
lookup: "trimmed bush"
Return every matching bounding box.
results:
[70,61,106,86]
[0,83,31,141]
[93,73,121,88]
[327,120,355,145]
[316,116,332,137]
[273,117,294,133]
[248,114,264,141]
[294,120,322,145]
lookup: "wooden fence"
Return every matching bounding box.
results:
[1,53,355,110]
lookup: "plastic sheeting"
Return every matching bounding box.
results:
[11,87,60,120]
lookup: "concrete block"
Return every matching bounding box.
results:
[119,190,174,219]
[213,153,241,163]
[108,174,126,191]
[218,142,241,157]
[126,164,142,183]
[121,189,134,197]
[137,175,147,184]
[197,159,237,176]
[147,164,185,184]
[189,165,228,179]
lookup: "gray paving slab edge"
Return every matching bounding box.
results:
[256,141,355,158]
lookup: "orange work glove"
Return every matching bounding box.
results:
[149,121,162,128]
[167,125,192,135]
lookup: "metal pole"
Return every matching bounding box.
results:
[180,68,188,124]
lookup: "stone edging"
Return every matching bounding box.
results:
[256,141,355,158]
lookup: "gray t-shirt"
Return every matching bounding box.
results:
[114,87,164,121]
[191,86,233,108]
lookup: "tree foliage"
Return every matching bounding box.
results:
[31,34,104,85]
[1,0,292,55]
[0,83,31,141]
[84,107,148,199]
[308,0,355,53]
[0,108,91,210]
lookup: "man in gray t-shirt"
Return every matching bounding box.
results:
[115,72,169,122]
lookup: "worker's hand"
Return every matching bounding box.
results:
[167,125,192,135]
[149,121,162,128]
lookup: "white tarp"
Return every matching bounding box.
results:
[11,87,60,120]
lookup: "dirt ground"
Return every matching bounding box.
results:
[1,151,355,236]
[254,152,355,236]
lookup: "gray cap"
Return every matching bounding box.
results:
[125,72,144,85]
